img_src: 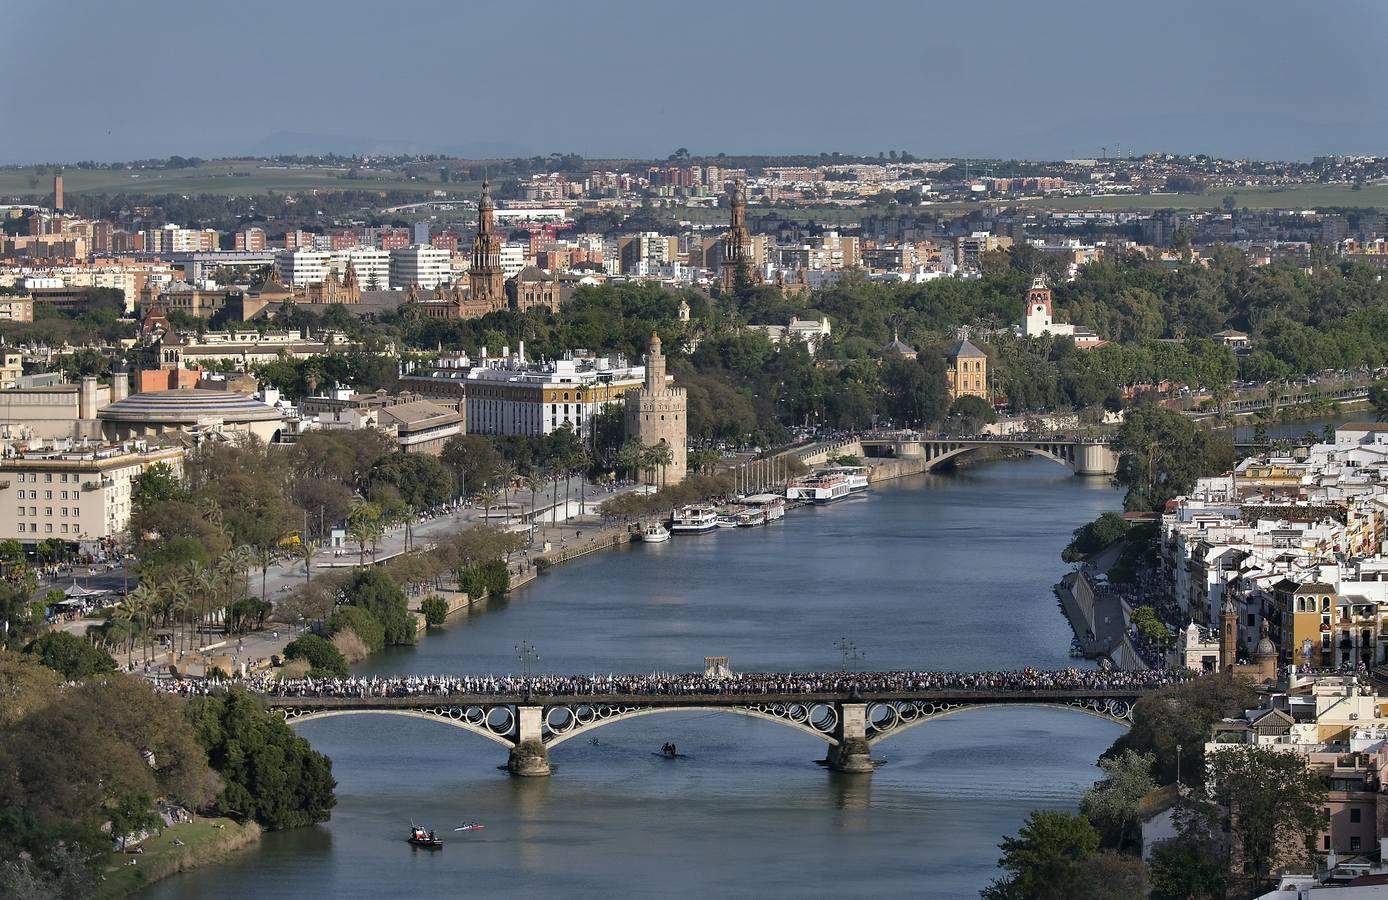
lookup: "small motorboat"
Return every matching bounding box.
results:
[640,523,670,543]
[408,825,444,848]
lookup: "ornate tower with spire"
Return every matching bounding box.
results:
[469,181,506,311]
[625,332,687,486]
[719,182,757,295]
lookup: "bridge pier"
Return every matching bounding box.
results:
[507,705,551,777]
[825,703,874,774]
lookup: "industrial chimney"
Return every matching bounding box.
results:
[53,171,63,211]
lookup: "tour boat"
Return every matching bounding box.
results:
[670,504,719,535]
[796,474,851,505]
[640,523,671,543]
[743,493,786,522]
[716,507,743,528]
[819,465,870,493]
[735,507,767,527]
[408,826,444,849]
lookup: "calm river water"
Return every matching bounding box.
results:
[146,459,1126,900]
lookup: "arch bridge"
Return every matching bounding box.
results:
[268,686,1143,776]
[859,434,1118,476]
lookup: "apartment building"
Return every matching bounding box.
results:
[0,443,184,547]
[464,351,643,443]
[389,246,451,289]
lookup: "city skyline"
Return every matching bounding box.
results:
[4,0,1385,165]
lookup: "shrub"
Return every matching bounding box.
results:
[342,568,414,646]
[330,628,370,664]
[326,605,385,653]
[283,634,347,678]
[22,631,116,680]
[420,595,449,627]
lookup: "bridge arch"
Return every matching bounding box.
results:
[280,706,521,749]
[921,443,1076,473]
[540,702,841,749]
[862,698,1133,747]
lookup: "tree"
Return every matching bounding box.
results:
[327,604,385,653]
[1105,674,1259,786]
[346,499,383,565]
[283,633,348,677]
[1079,750,1156,851]
[1114,403,1234,511]
[948,395,997,433]
[342,567,414,646]
[440,434,501,497]
[22,631,116,680]
[1131,606,1169,646]
[1370,380,1388,422]
[1062,511,1130,561]
[131,461,187,513]
[982,810,1101,900]
[1206,745,1327,887]
[420,595,448,627]
[184,688,336,829]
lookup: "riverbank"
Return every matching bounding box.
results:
[96,818,259,900]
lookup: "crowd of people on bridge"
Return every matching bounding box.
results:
[182,667,1193,700]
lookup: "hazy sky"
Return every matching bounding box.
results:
[4,0,1383,164]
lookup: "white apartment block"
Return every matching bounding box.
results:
[499,244,527,279]
[0,444,185,547]
[331,249,392,290]
[389,246,451,290]
[275,249,333,286]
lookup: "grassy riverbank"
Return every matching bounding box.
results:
[95,818,260,900]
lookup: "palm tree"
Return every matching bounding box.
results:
[295,538,321,585]
[347,500,381,566]
[119,584,157,667]
[639,445,661,487]
[650,441,674,490]
[477,485,500,524]
[496,463,516,522]
[525,473,545,545]
[254,545,276,602]
[616,440,643,483]
[184,560,212,649]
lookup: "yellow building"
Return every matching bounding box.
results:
[1275,580,1337,668]
[945,339,989,402]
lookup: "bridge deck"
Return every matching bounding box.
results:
[263,687,1143,708]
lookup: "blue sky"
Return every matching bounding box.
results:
[3,0,1383,163]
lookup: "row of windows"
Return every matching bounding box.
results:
[14,490,82,500]
[16,507,81,517]
[17,522,78,534]
[11,472,86,483]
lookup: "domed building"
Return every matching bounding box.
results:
[97,388,285,444]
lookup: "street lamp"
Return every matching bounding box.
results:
[516,640,540,701]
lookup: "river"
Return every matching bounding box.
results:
[146,459,1126,900]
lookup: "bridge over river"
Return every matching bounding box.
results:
[263,671,1179,776]
[795,433,1119,476]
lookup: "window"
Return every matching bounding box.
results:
[44,474,51,483]
[44,491,51,500]
[1351,808,1362,823]
[44,508,51,517]
[1324,836,1331,850]
[1352,836,1362,851]
[44,524,51,533]
[16,522,23,533]
[1247,613,1256,626]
